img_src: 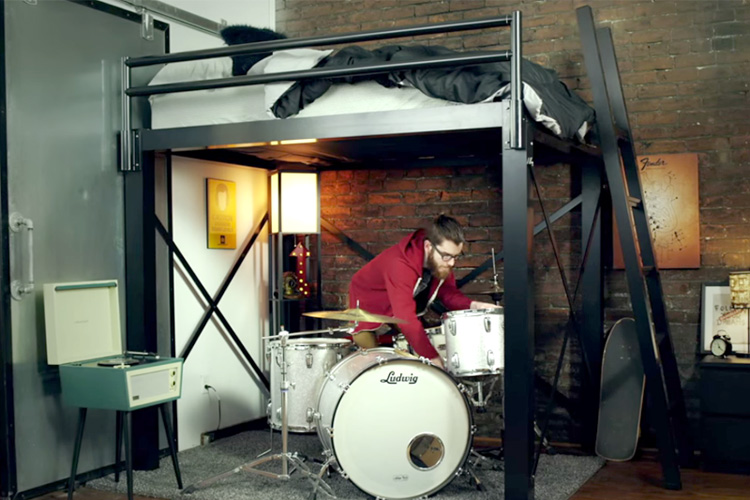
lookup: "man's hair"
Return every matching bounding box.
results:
[426,214,465,246]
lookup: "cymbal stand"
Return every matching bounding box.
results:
[260,326,352,457]
[183,330,335,498]
[490,248,503,305]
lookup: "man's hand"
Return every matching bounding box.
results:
[430,356,445,369]
[470,300,501,310]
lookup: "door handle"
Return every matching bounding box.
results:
[9,212,34,300]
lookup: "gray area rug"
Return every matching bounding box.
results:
[87,430,604,500]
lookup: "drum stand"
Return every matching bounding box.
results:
[462,375,499,410]
[183,330,335,499]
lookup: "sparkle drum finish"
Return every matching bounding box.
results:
[442,308,504,378]
[267,338,352,432]
[315,348,473,499]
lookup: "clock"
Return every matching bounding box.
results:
[710,334,733,358]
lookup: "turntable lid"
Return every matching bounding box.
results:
[43,280,122,365]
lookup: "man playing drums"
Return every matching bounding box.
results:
[348,214,498,368]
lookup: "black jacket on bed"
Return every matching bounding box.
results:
[271,45,594,141]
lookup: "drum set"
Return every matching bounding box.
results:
[184,304,506,500]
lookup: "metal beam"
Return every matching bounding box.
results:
[127,15,513,67]
[127,52,512,97]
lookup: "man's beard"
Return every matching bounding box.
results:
[426,248,452,280]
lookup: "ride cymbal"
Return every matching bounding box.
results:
[303,307,406,324]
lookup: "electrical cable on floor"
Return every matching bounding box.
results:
[205,385,221,431]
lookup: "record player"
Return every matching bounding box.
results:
[44,279,183,411]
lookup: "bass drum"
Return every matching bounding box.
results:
[316,348,473,500]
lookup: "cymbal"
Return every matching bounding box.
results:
[303,307,407,324]
[469,284,504,296]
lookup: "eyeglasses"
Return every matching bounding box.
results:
[432,245,461,262]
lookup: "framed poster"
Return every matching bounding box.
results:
[700,282,750,354]
[206,178,237,249]
[614,153,700,269]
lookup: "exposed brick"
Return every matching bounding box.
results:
[276,0,748,446]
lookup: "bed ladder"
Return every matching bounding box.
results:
[576,6,692,490]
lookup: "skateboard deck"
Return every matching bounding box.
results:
[595,317,646,461]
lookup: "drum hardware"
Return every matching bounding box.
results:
[182,329,335,499]
[462,375,499,410]
[466,248,504,304]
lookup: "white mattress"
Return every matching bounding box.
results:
[147,52,584,139]
[150,80,461,130]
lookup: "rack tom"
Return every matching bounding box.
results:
[441,308,504,378]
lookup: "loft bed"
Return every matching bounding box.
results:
[120,11,606,500]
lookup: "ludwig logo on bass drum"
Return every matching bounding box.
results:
[380,371,418,384]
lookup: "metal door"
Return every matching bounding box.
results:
[1,0,165,495]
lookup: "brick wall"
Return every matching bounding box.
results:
[276,0,750,443]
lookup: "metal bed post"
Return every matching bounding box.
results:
[121,57,133,172]
[503,121,534,500]
[510,10,523,150]
[505,10,535,500]
[124,150,160,470]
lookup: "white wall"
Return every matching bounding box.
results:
[169,158,270,451]
[103,0,275,450]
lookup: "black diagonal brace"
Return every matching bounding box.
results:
[179,214,269,363]
[529,166,592,381]
[156,217,270,391]
[321,217,374,261]
[457,195,583,289]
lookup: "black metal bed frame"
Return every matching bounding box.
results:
[119,11,607,500]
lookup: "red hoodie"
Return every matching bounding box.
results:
[348,229,472,359]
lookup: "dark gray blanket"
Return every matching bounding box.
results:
[272,45,595,140]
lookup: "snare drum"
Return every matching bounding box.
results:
[393,327,447,361]
[267,337,351,433]
[442,308,504,378]
[315,348,473,500]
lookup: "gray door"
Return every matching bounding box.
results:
[2,0,164,493]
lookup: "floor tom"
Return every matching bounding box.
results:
[267,337,351,433]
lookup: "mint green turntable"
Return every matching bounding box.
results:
[43,280,183,411]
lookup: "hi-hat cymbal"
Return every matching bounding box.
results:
[303,307,407,324]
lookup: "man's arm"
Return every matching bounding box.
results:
[438,274,501,311]
[384,262,440,360]
[436,274,473,311]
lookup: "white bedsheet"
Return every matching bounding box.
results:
[150,79,460,130]
[148,52,585,140]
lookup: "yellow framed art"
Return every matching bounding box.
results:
[206,178,237,249]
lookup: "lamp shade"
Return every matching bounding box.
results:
[270,171,320,234]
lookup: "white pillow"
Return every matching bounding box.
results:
[247,48,333,115]
[148,57,232,86]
